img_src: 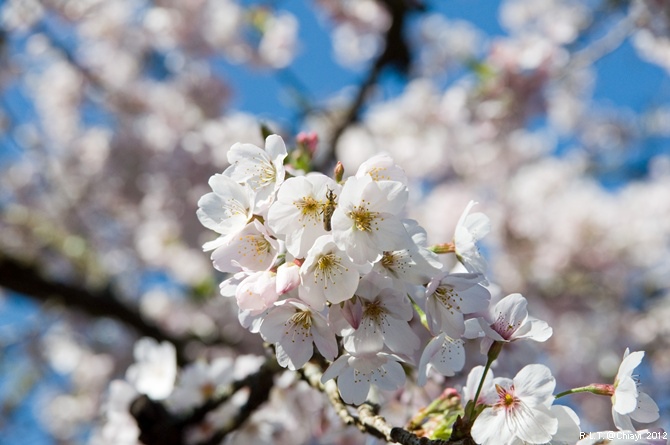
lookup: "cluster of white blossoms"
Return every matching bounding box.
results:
[196,134,662,444]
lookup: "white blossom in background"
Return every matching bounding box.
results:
[167,357,235,412]
[611,349,660,431]
[89,380,140,445]
[258,12,299,68]
[125,338,177,401]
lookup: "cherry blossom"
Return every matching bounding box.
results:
[340,273,420,356]
[331,175,411,264]
[259,299,338,370]
[424,271,490,337]
[417,333,465,386]
[210,220,280,273]
[471,364,558,445]
[321,351,406,405]
[477,292,552,353]
[196,174,254,248]
[453,200,491,279]
[267,174,340,258]
[298,235,359,310]
[224,134,288,211]
[611,349,660,431]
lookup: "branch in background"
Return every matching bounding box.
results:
[0,254,211,365]
[130,356,281,445]
[322,0,425,168]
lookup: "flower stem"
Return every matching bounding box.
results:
[428,242,456,254]
[467,342,502,420]
[555,384,614,399]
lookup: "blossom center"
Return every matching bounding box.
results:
[314,253,348,289]
[348,205,378,232]
[362,301,389,330]
[492,313,521,340]
[285,310,313,341]
[222,198,248,219]
[257,159,277,185]
[495,384,519,412]
[433,286,462,313]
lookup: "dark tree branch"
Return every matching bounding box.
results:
[0,254,193,364]
[130,356,281,445]
[323,0,425,168]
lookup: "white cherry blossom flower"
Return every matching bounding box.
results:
[299,235,359,310]
[321,351,406,405]
[224,134,287,211]
[355,153,408,185]
[267,174,339,258]
[259,299,337,370]
[471,364,558,445]
[611,349,659,431]
[425,272,490,337]
[454,200,490,279]
[340,273,420,356]
[125,338,177,400]
[331,174,410,264]
[417,333,465,386]
[210,220,279,273]
[196,174,254,250]
[373,219,443,287]
[477,293,552,353]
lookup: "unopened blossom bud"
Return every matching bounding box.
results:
[296,131,318,154]
[334,161,344,183]
[276,262,300,295]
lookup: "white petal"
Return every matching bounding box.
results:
[337,366,369,405]
[617,350,644,380]
[550,405,581,444]
[514,364,556,403]
[612,406,635,432]
[511,403,557,443]
[471,408,513,445]
[629,392,660,423]
[321,354,349,383]
[614,376,639,414]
